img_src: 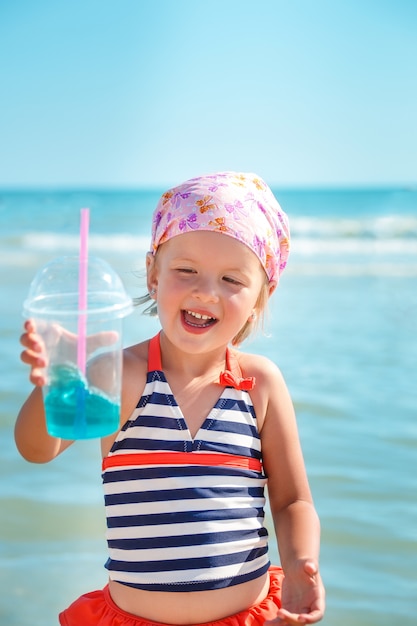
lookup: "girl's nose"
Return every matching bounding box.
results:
[192,276,219,303]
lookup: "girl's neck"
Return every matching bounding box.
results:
[158,331,228,380]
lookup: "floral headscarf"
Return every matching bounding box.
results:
[151,171,290,283]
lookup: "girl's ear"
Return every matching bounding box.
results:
[146,252,158,296]
[267,280,277,298]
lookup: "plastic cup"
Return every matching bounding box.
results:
[23,255,133,439]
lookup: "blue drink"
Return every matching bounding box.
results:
[44,363,120,439]
[24,256,133,439]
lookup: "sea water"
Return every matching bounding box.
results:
[44,363,120,439]
[0,187,416,625]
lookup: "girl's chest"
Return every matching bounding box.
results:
[170,383,226,439]
[139,385,232,449]
[113,375,261,457]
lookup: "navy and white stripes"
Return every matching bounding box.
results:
[102,340,270,591]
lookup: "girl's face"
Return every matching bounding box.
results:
[147,231,273,353]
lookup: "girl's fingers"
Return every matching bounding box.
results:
[23,319,35,332]
[20,320,48,386]
[29,369,47,386]
[20,342,47,365]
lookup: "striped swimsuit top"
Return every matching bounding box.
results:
[102,333,270,592]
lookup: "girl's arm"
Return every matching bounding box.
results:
[255,357,325,624]
[261,361,320,567]
[15,387,74,463]
[15,320,74,463]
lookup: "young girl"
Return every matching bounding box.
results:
[16,172,325,625]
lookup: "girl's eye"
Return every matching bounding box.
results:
[176,267,196,274]
[223,276,242,286]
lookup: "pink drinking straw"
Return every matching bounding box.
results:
[77,208,90,376]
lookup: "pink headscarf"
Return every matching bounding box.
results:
[150,172,290,283]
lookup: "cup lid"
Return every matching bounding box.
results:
[23,255,134,319]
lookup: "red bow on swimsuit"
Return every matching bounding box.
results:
[218,347,256,391]
[218,370,256,391]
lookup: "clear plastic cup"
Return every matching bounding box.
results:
[23,255,133,439]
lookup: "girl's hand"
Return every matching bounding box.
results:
[20,319,119,387]
[20,320,48,386]
[265,560,325,625]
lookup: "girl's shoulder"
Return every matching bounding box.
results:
[232,349,289,430]
[123,338,149,368]
[233,348,284,384]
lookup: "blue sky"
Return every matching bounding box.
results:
[0,0,416,188]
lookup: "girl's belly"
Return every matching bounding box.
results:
[108,572,270,624]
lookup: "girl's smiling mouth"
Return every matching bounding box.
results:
[182,310,218,328]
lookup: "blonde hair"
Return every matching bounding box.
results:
[231,280,270,346]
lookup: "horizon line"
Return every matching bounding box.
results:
[1,182,416,193]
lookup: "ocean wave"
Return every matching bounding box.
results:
[292,237,417,255]
[18,232,151,253]
[290,215,417,239]
[286,263,417,277]
[2,226,417,277]
[12,230,417,257]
